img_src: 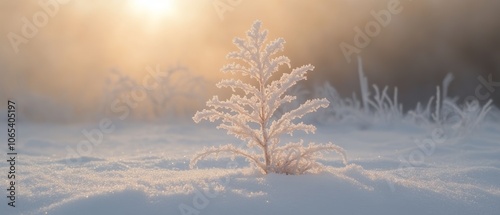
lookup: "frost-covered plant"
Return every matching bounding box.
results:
[313,57,402,126]
[312,56,493,137]
[408,73,456,126]
[408,73,493,136]
[190,20,347,175]
[103,69,141,118]
[357,57,403,123]
[274,83,310,120]
[146,65,206,118]
[312,57,493,136]
[313,82,366,124]
[103,65,205,120]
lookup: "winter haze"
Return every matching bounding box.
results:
[1,1,500,215]
[1,0,499,122]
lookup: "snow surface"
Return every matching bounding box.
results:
[0,121,499,215]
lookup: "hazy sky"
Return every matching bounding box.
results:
[1,0,499,122]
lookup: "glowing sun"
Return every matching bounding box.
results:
[129,0,177,18]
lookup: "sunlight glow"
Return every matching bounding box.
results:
[129,0,177,18]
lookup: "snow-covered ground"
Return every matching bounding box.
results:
[1,120,499,215]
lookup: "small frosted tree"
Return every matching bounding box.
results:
[191,21,347,175]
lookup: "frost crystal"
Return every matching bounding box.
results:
[191,20,347,175]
